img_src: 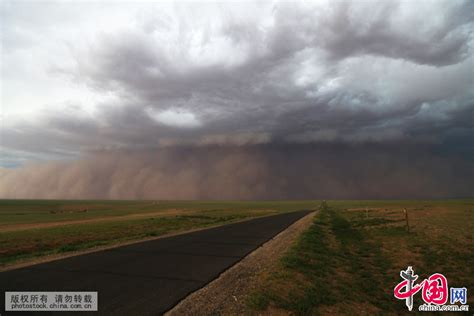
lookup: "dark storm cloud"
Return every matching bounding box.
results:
[13,1,471,150]
[313,1,474,66]
[1,0,473,199]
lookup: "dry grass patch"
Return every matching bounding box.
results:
[247,200,473,315]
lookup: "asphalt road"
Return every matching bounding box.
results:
[0,210,310,315]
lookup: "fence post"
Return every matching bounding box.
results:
[404,208,410,233]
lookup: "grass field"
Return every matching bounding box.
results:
[248,199,473,314]
[2,199,472,313]
[0,200,318,269]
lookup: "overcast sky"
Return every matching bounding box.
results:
[0,0,473,198]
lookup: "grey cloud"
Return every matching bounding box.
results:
[0,0,473,199]
[62,0,473,137]
[314,0,474,66]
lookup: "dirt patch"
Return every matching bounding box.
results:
[0,209,192,233]
[346,207,380,211]
[1,208,280,233]
[166,211,316,316]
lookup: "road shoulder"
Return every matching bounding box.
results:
[166,211,316,315]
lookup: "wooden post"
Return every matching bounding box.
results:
[404,208,410,233]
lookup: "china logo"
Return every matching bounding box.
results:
[393,266,469,312]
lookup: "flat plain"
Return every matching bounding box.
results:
[247,199,474,314]
[0,199,318,268]
[1,199,472,315]
[0,210,311,315]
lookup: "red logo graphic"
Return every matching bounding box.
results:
[394,266,448,311]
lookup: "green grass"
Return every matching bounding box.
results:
[247,200,474,315]
[0,200,319,268]
[0,199,318,227]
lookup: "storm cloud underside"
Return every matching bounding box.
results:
[0,0,473,199]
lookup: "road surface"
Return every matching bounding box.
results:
[0,210,310,315]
